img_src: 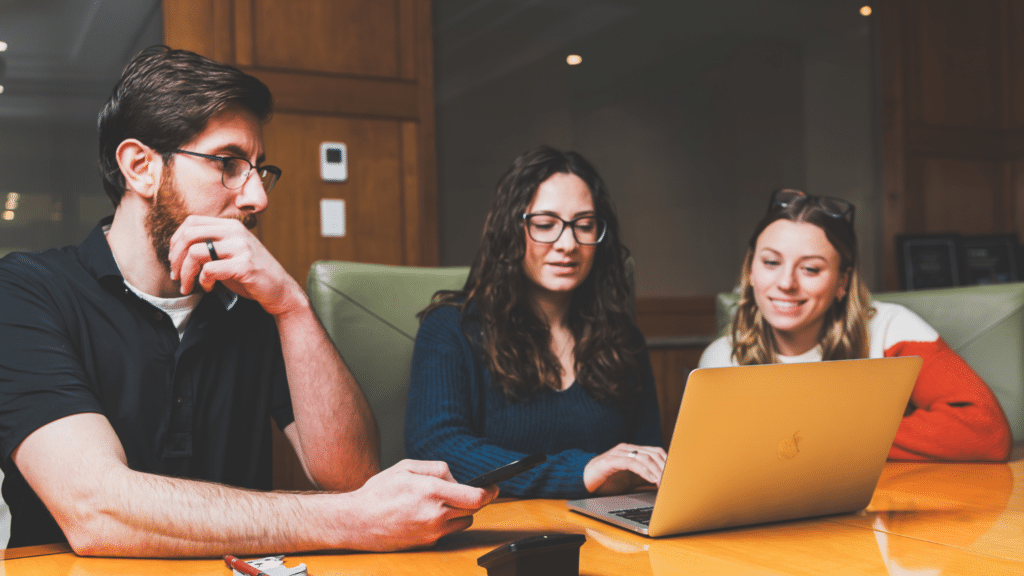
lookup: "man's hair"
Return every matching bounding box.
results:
[730,196,873,365]
[422,145,640,404]
[97,45,273,207]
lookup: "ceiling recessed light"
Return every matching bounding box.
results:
[3,210,14,221]
[0,85,5,94]
[0,41,7,52]
[860,6,872,16]
[566,54,582,66]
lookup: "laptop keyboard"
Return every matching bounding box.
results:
[610,506,654,525]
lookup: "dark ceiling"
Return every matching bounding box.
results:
[434,0,874,103]
[0,1,872,117]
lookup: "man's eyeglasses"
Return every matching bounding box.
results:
[522,213,607,245]
[171,149,282,193]
[769,188,854,225]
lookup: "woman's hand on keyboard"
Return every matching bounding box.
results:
[583,443,667,495]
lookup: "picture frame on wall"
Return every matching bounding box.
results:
[896,234,961,290]
[960,234,1019,286]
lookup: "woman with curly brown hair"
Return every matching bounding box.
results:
[699,189,1012,461]
[404,145,665,498]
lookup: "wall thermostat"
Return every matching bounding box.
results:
[319,142,348,182]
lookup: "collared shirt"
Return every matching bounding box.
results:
[0,217,294,547]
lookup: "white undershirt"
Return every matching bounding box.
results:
[123,279,203,340]
[105,227,203,339]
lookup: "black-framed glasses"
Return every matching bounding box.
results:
[170,149,282,193]
[769,188,855,226]
[522,213,607,245]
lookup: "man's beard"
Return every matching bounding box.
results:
[145,173,259,274]
[145,173,188,274]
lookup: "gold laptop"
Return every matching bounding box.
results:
[567,356,922,537]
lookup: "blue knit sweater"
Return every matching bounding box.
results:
[404,305,663,498]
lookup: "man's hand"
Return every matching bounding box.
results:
[336,459,499,551]
[167,215,304,316]
[583,443,667,495]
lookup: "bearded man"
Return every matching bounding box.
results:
[0,46,494,557]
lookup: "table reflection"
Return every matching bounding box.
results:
[860,461,1021,564]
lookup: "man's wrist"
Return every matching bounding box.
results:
[267,281,312,319]
[309,490,368,551]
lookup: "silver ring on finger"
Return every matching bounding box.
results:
[628,450,639,458]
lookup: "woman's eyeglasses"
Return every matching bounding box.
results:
[522,213,607,245]
[768,188,855,226]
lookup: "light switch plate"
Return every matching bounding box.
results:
[320,198,346,237]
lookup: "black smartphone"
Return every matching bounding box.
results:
[465,453,547,487]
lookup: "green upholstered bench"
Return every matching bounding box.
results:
[306,261,470,469]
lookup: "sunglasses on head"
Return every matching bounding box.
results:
[768,188,855,226]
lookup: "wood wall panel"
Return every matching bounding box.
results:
[411,0,439,266]
[260,114,406,282]
[637,296,717,448]
[1016,159,1024,233]
[401,121,422,265]
[234,0,254,66]
[211,1,235,63]
[915,157,1008,234]
[911,0,1004,128]
[881,0,908,290]
[272,426,313,491]
[635,296,716,338]
[398,0,418,80]
[162,0,218,58]
[881,0,1024,289]
[649,346,705,448]
[253,0,400,77]
[905,126,1016,158]
[1014,0,1024,127]
[248,69,420,119]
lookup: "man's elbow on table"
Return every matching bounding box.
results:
[52,490,130,557]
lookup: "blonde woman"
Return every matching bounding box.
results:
[700,189,1012,461]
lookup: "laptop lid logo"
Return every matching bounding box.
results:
[778,431,803,460]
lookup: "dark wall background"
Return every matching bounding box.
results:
[434,0,879,297]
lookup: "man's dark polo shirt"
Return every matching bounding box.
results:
[0,217,294,547]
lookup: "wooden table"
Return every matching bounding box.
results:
[3,443,1021,575]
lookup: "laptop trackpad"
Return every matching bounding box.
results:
[581,491,657,513]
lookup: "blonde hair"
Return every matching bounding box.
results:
[730,197,873,365]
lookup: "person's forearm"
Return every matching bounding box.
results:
[19,414,488,557]
[890,405,1012,461]
[274,292,380,489]
[68,469,352,557]
[15,415,359,557]
[885,340,1012,461]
